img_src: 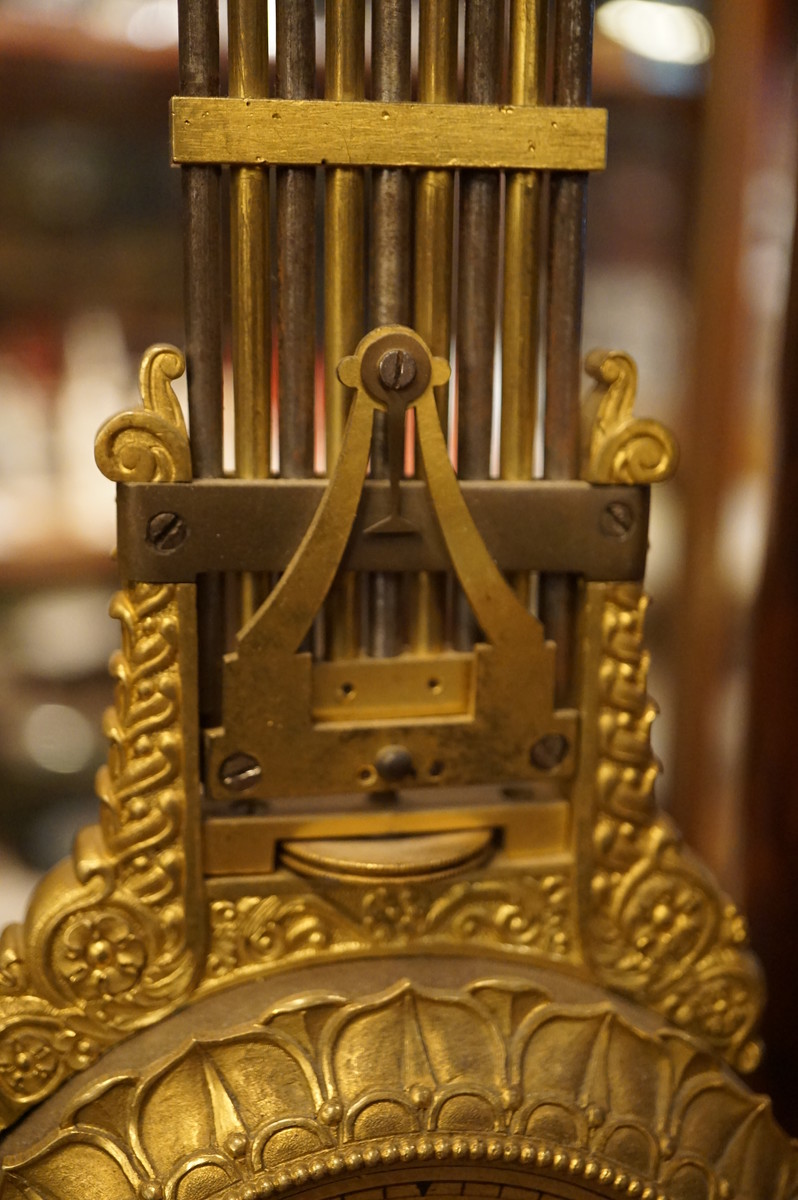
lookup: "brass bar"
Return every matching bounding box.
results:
[370,0,412,658]
[204,798,570,875]
[454,0,505,648]
[177,0,224,725]
[325,0,365,659]
[501,0,544,608]
[277,1,316,482]
[410,0,458,654]
[228,0,270,622]
[172,97,607,171]
[118,479,651,583]
[541,0,594,702]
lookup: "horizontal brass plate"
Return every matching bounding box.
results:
[203,793,571,875]
[171,97,607,171]
[117,478,649,582]
[312,653,473,722]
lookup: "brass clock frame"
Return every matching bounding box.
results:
[0,3,794,1199]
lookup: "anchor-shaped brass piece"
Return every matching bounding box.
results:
[205,326,576,801]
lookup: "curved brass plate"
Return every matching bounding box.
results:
[279,828,495,883]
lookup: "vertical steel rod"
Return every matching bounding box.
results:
[277,2,316,482]
[500,0,544,614]
[370,0,412,657]
[410,0,458,654]
[229,0,270,623]
[325,0,365,659]
[454,0,505,648]
[541,0,594,702]
[178,0,224,726]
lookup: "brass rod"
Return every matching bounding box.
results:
[457,0,504,478]
[501,0,543,482]
[177,0,224,725]
[454,0,505,647]
[410,0,458,654]
[541,0,594,701]
[229,0,270,622]
[415,0,458,426]
[370,0,412,658]
[325,0,365,659]
[276,1,316,480]
[501,0,544,609]
[178,0,223,477]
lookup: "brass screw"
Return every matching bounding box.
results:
[146,511,187,553]
[600,501,634,539]
[219,752,262,792]
[530,733,570,771]
[378,348,417,390]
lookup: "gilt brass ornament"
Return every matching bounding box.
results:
[1,973,795,1200]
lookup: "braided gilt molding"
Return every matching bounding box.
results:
[0,348,201,1128]
[1,980,795,1200]
[578,351,763,1073]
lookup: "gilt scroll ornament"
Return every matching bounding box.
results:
[578,351,763,1073]
[0,347,201,1128]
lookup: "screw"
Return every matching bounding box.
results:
[219,752,262,792]
[146,511,187,553]
[378,348,417,390]
[374,744,415,783]
[600,501,634,540]
[530,733,570,771]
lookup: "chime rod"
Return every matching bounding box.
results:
[369,0,412,658]
[456,0,504,480]
[454,0,505,649]
[178,0,223,480]
[324,0,366,659]
[541,0,594,702]
[229,0,270,623]
[409,0,458,654]
[501,1,543,480]
[500,0,545,609]
[276,1,316,481]
[177,0,224,725]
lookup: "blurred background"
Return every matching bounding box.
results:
[0,0,796,1119]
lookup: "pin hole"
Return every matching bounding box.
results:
[429,760,444,778]
[427,677,442,694]
[340,682,356,699]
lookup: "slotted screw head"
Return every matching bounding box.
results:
[378,348,417,390]
[600,501,634,539]
[219,752,262,792]
[530,733,570,771]
[146,511,187,553]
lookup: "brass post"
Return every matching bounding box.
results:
[454,0,505,649]
[229,0,270,622]
[410,0,458,654]
[324,0,365,659]
[541,0,594,702]
[500,0,544,609]
[177,0,224,726]
[370,0,412,658]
